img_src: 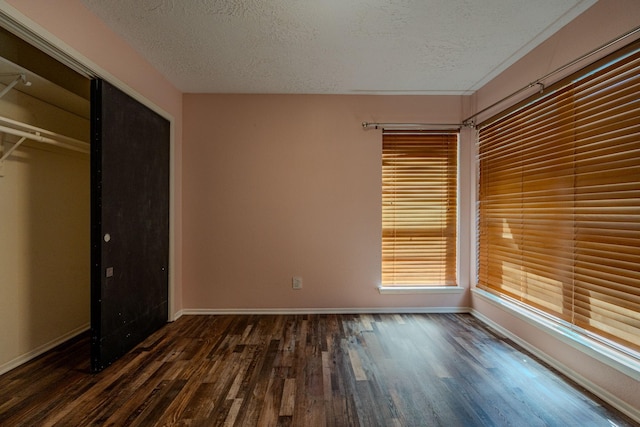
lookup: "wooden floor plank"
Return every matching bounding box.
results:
[0,313,636,426]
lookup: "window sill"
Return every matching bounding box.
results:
[471,287,640,381]
[378,286,465,295]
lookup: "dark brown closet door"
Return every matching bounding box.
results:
[90,79,170,373]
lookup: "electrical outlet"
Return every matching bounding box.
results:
[292,276,303,290]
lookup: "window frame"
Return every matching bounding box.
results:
[379,130,462,293]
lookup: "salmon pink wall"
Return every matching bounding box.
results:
[183,94,473,311]
[3,0,184,314]
[471,0,640,420]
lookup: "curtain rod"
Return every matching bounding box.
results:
[462,24,640,127]
[362,122,462,130]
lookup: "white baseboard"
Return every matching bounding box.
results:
[471,309,640,424]
[180,306,472,316]
[170,309,184,321]
[378,286,466,294]
[0,323,90,376]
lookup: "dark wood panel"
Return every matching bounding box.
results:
[90,79,170,372]
[0,314,635,426]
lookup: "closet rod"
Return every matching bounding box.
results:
[0,124,89,154]
[0,114,89,153]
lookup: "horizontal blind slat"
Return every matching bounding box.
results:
[383,131,457,286]
[478,44,640,352]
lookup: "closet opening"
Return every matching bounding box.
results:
[0,26,91,374]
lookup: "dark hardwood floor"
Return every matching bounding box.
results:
[0,313,635,426]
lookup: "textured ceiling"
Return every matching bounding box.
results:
[80,0,596,94]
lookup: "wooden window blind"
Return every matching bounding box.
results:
[382,131,458,286]
[477,43,640,352]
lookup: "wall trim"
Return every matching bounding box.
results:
[471,288,640,379]
[181,307,472,316]
[378,286,465,294]
[471,307,640,424]
[0,323,89,376]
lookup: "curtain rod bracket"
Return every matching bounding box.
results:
[362,122,380,129]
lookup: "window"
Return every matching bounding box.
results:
[382,131,458,287]
[477,41,640,352]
